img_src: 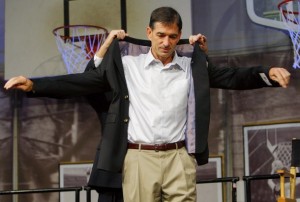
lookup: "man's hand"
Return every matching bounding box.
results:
[269,67,291,88]
[95,30,128,58]
[4,76,33,92]
[189,33,208,54]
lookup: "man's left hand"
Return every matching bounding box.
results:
[269,67,291,88]
[189,34,208,54]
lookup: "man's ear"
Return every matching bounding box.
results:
[176,31,182,43]
[146,26,152,40]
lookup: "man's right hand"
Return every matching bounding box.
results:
[95,30,128,58]
[4,76,33,92]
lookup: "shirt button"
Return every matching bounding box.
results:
[124,95,129,99]
[124,118,129,123]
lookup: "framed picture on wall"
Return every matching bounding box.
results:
[196,155,224,202]
[59,161,98,202]
[243,121,300,202]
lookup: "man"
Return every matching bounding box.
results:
[4,7,290,202]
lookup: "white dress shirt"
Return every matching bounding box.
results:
[95,50,192,144]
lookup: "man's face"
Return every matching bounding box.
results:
[147,22,181,65]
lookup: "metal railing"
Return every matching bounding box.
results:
[5,175,287,202]
[0,177,240,202]
[197,176,240,202]
[243,173,300,202]
[0,187,82,202]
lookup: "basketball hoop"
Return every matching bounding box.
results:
[278,0,300,69]
[53,25,108,74]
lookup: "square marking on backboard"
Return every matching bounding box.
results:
[246,0,298,30]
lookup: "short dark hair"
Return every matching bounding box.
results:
[149,7,182,31]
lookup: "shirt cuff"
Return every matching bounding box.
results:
[259,73,272,86]
[94,55,103,68]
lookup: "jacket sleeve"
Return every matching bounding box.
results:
[84,57,111,116]
[206,58,280,90]
[27,58,110,99]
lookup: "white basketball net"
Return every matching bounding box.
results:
[53,25,107,74]
[279,0,300,68]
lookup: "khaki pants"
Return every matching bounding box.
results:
[122,147,197,202]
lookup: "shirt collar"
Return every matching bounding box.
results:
[144,49,186,71]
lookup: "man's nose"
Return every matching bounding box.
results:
[162,37,170,47]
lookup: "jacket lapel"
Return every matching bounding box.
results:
[112,39,127,84]
[191,43,211,154]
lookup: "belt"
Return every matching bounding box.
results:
[127,141,185,151]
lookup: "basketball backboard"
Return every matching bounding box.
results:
[63,0,125,31]
[246,0,296,30]
[247,0,300,68]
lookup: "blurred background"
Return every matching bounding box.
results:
[1,0,300,201]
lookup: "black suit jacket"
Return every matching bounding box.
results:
[28,37,279,187]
